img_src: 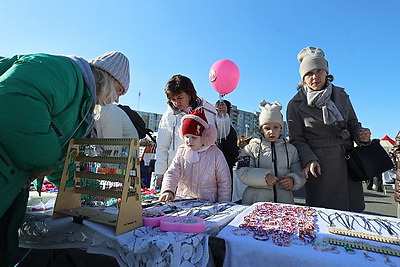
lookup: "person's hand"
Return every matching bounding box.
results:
[303,160,321,179]
[159,191,174,202]
[394,190,400,203]
[156,174,164,189]
[357,128,371,143]
[265,173,279,187]
[279,176,294,190]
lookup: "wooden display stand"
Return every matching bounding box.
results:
[53,138,142,235]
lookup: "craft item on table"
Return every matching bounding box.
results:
[142,210,165,226]
[343,244,356,255]
[105,198,122,207]
[237,203,316,246]
[167,201,235,220]
[231,228,250,236]
[362,250,376,261]
[323,237,400,257]
[318,211,400,237]
[141,188,161,205]
[53,138,143,236]
[30,178,58,193]
[253,233,270,241]
[312,241,339,253]
[328,227,400,245]
[27,193,57,211]
[160,216,205,233]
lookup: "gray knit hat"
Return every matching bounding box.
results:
[89,51,130,94]
[297,46,329,80]
[258,100,283,128]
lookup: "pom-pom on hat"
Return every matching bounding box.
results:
[89,51,130,94]
[298,46,329,80]
[258,100,284,128]
[180,108,217,146]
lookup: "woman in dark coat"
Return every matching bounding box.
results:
[286,46,371,212]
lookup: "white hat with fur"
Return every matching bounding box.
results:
[258,100,283,128]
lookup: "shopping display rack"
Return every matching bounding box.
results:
[53,138,142,235]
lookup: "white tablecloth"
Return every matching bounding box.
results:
[217,202,400,267]
[19,200,246,267]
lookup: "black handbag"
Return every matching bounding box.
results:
[345,139,394,181]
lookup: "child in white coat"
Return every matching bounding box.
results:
[159,108,231,202]
[236,100,305,205]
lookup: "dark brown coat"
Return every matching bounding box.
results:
[287,85,365,212]
[394,133,400,203]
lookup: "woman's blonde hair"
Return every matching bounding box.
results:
[91,66,118,106]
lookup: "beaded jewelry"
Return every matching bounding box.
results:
[232,228,250,236]
[312,241,339,253]
[343,244,356,255]
[291,237,308,246]
[362,250,376,261]
[238,203,317,247]
[384,255,396,267]
[253,233,269,241]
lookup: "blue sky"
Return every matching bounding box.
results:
[1,0,399,140]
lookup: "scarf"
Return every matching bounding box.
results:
[303,82,344,125]
[184,145,211,163]
[62,55,96,144]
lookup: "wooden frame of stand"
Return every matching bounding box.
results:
[53,138,142,235]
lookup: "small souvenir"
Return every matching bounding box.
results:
[160,216,206,233]
[142,210,165,226]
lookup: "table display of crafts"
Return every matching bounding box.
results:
[229,203,400,265]
[27,178,58,211]
[142,209,206,233]
[141,187,161,206]
[141,199,240,234]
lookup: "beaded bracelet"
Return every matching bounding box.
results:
[291,237,308,246]
[312,241,339,253]
[362,250,375,261]
[253,233,269,241]
[343,244,356,255]
[232,228,250,236]
[272,232,292,247]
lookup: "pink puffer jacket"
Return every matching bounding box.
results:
[161,144,231,202]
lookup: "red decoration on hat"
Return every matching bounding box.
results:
[181,108,209,137]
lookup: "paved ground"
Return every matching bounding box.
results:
[14,182,399,266]
[293,181,398,218]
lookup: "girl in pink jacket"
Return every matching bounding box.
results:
[159,108,232,202]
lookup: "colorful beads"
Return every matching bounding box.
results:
[237,203,317,246]
[312,241,337,252]
[232,228,250,236]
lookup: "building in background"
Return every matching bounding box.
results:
[136,107,288,138]
[136,110,163,133]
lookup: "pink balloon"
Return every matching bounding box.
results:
[209,59,240,96]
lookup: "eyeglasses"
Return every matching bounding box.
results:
[304,69,326,78]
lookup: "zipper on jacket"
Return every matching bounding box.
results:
[271,142,278,203]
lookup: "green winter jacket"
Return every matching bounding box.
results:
[0,53,94,266]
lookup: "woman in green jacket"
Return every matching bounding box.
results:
[0,51,130,266]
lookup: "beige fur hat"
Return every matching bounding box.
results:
[258,100,283,128]
[298,46,329,80]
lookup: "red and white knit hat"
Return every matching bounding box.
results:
[180,108,217,146]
